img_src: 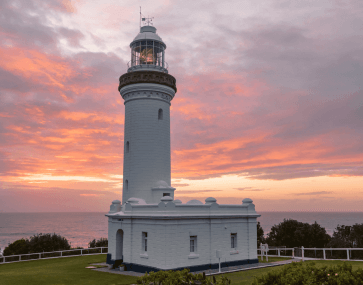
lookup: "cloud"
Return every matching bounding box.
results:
[234,187,266,191]
[294,191,333,196]
[175,190,222,194]
[1,0,363,212]
[172,183,190,187]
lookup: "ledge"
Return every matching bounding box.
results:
[119,70,177,93]
[140,253,149,259]
[188,253,199,259]
[230,250,239,255]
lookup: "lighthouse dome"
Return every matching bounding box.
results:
[128,25,168,73]
[131,26,166,47]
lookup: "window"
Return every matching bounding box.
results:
[125,180,128,191]
[126,141,129,153]
[142,232,148,252]
[158,108,163,120]
[163,193,170,197]
[190,236,197,252]
[231,233,237,249]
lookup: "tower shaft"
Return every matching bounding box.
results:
[119,72,177,204]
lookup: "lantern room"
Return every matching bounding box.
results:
[128,25,168,73]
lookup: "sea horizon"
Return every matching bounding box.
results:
[1,211,363,252]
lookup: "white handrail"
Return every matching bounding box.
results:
[0,247,108,264]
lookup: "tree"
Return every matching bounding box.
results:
[266,219,330,248]
[257,222,265,246]
[328,224,363,248]
[89,237,108,248]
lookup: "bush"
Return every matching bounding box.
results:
[266,219,330,248]
[3,233,71,256]
[252,261,363,285]
[136,268,231,285]
[89,238,108,248]
[3,239,30,256]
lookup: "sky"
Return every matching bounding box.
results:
[0,0,362,212]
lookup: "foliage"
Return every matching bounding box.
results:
[266,219,330,248]
[136,268,231,285]
[257,222,265,247]
[3,233,71,256]
[3,239,30,256]
[89,237,108,248]
[252,261,363,285]
[326,224,363,259]
[328,224,363,248]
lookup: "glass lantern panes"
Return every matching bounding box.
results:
[131,40,165,67]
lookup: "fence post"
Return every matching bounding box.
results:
[61,251,62,257]
[278,249,280,257]
[292,248,294,259]
[81,249,83,256]
[323,249,326,260]
[39,253,41,259]
[302,246,304,261]
[347,249,350,261]
[19,255,21,261]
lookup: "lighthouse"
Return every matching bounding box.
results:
[106,20,260,273]
[118,23,177,204]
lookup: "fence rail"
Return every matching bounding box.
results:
[258,247,363,261]
[0,247,108,264]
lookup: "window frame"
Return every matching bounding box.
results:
[190,236,197,253]
[231,233,237,249]
[142,232,148,252]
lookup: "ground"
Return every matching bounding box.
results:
[1,255,363,285]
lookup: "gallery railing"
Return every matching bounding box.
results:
[0,247,108,264]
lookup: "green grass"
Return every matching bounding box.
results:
[0,254,138,285]
[2,255,363,285]
[257,256,291,263]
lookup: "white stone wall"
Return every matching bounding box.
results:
[108,216,258,270]
[121,83,176,204]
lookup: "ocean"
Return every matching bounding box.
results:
[1,212,363,253]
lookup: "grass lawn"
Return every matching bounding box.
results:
[257,256,291,263]
[0,254,138,285]
[2,255,363,285]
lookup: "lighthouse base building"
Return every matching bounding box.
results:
[106,197,259,272]
[106,22,260,273]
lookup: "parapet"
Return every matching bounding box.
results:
[107,196,259,219]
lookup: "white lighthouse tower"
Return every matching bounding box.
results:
[118,23,176,204]
[106,20,260,273]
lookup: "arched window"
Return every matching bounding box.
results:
[125,180,128,191]
[126,141,129,153]
[158,108,163,120]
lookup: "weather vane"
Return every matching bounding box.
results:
[140,7,154,27]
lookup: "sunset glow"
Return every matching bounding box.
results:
[0,0,362,212]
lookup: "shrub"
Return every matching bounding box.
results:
[252,261,363,285]
[266,219,330,248]
[3,239,30,256]
[3,233,71,256]
[27,233,71,253]
[89,237,108,248]
[136,268,231,285]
